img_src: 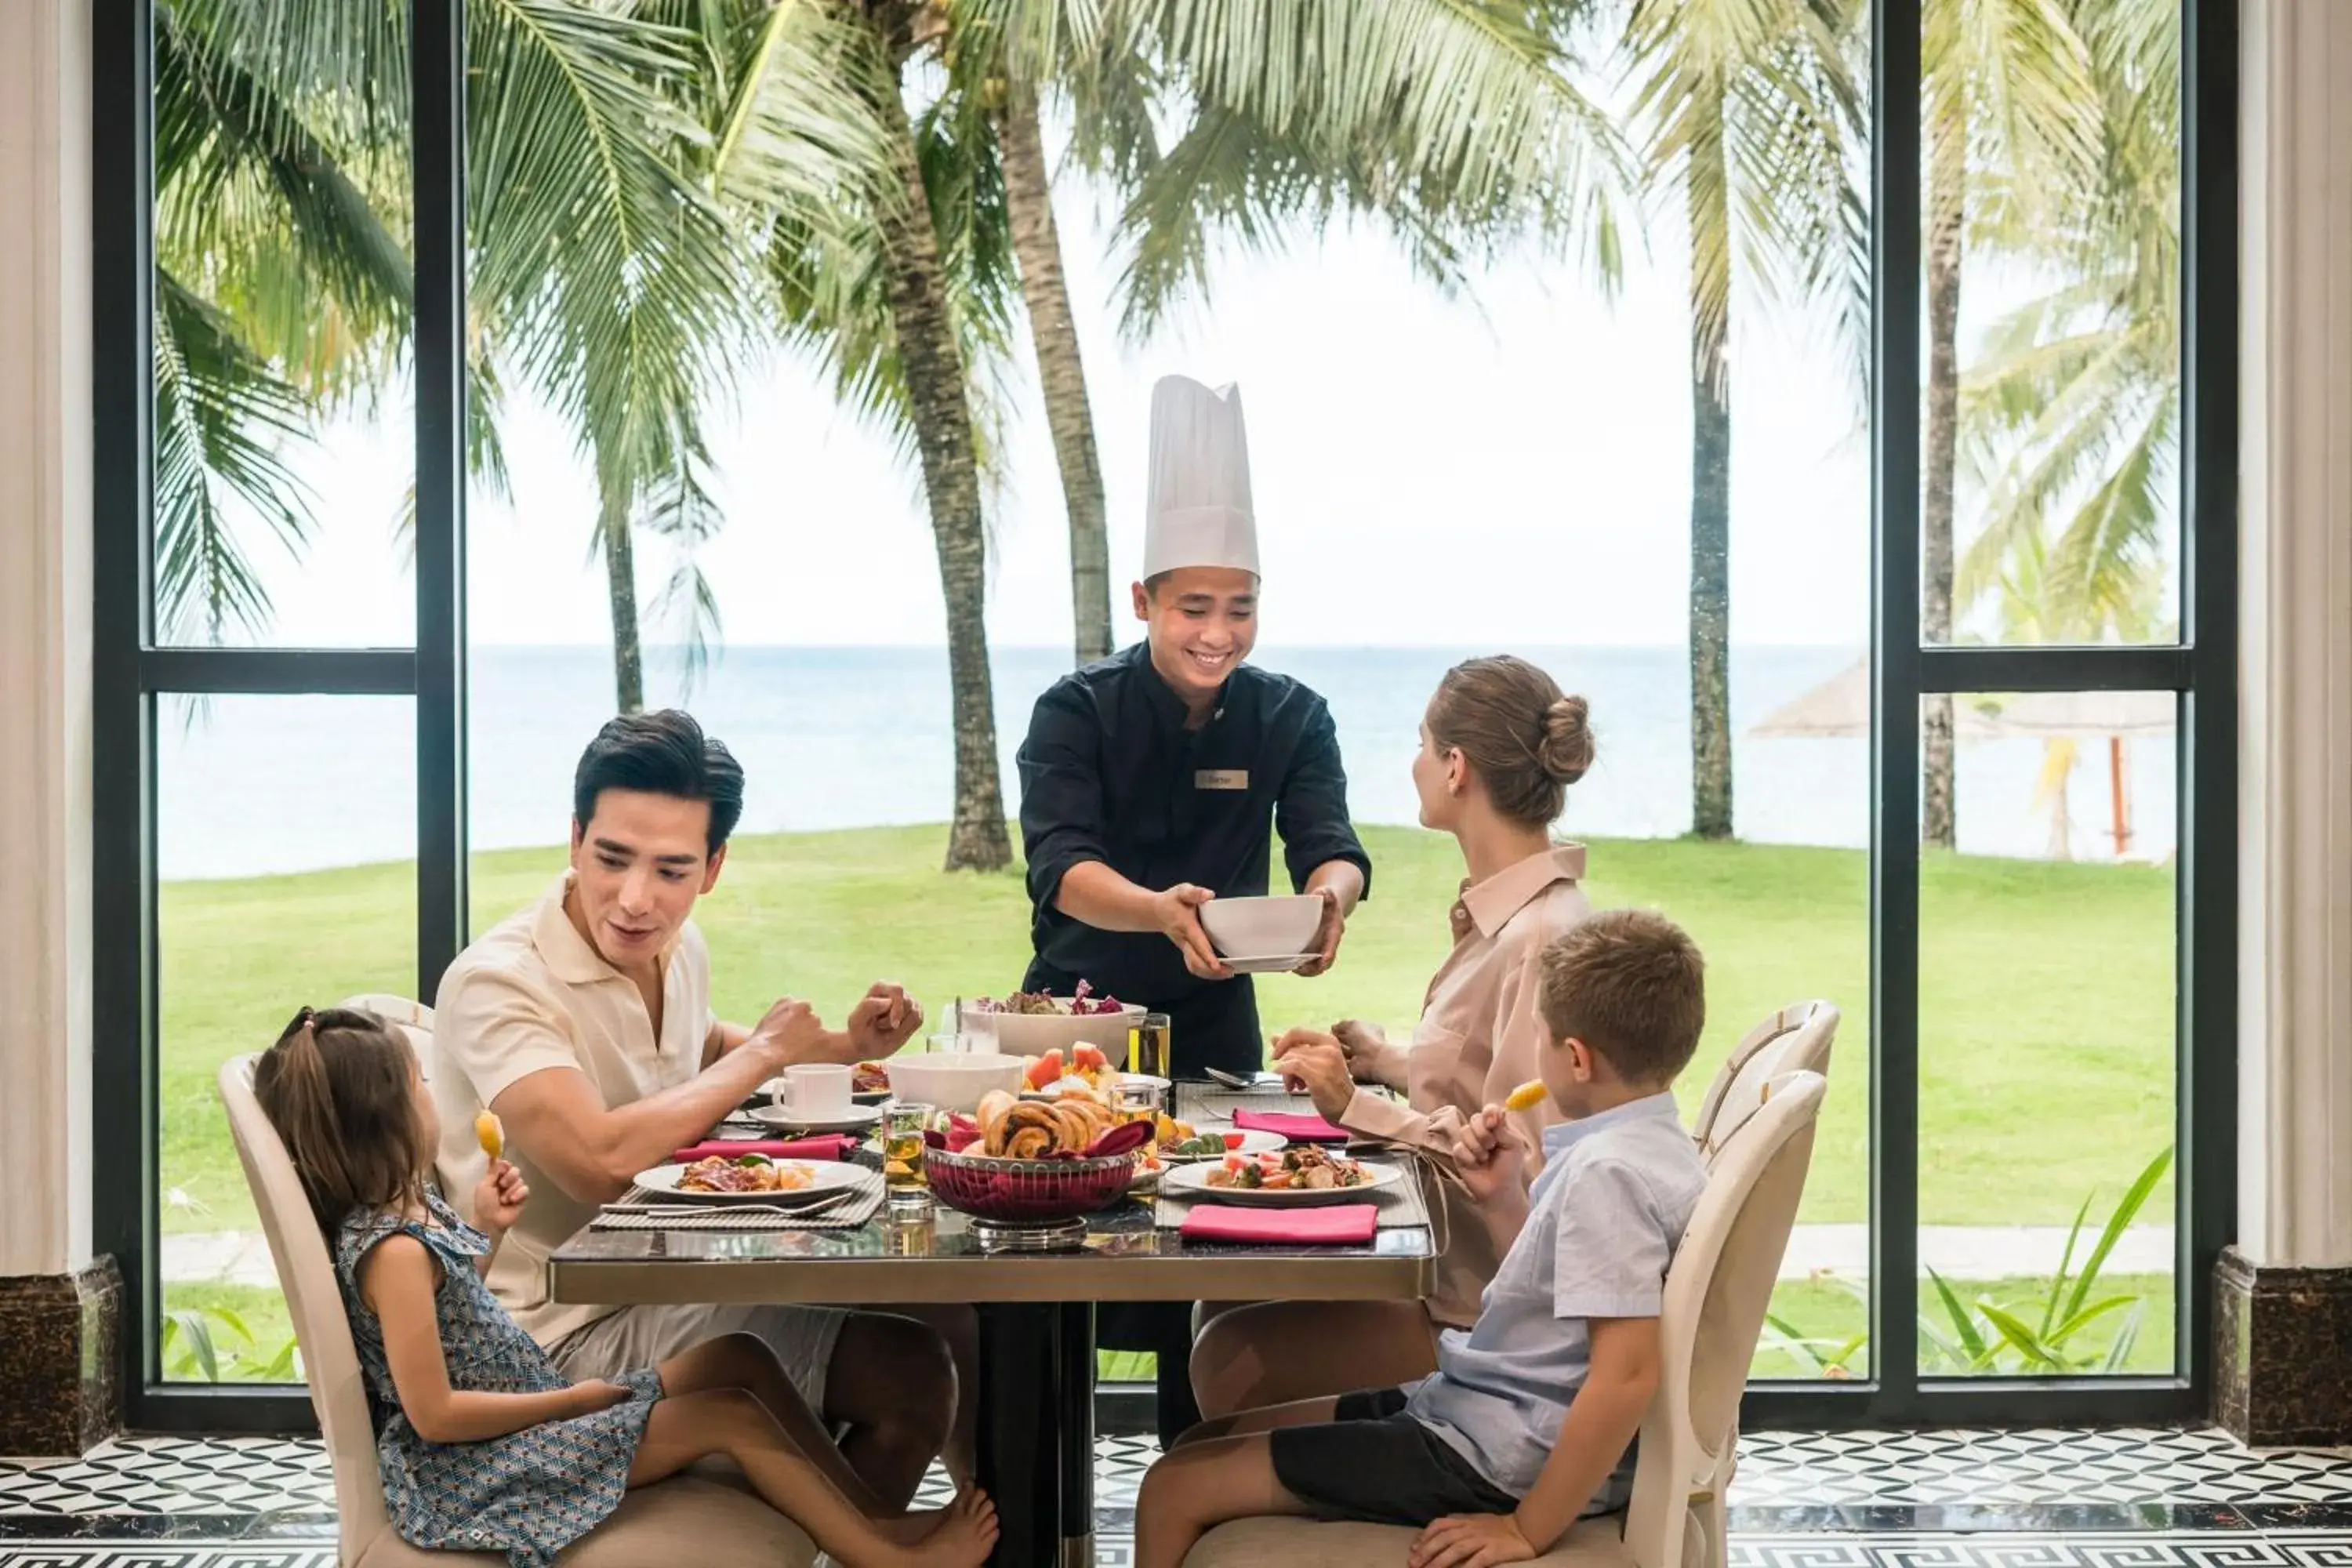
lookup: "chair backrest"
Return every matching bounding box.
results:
[217,1054,391,1563]
[1622,1070,1825,1568]
[339,994,435,1080]
[1692,1003,1838,1163]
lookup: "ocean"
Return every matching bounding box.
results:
[154,644,2180,881]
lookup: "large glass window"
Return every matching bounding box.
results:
[93,0,2235,1430]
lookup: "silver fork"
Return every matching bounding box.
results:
[603,1188,864,1220]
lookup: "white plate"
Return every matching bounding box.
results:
[1216,953,1316,975]
[632,1160,869,1203]
[747,1104,884,1134]
[1160,1129,1288,1163]
[1161,1157,1405,1207]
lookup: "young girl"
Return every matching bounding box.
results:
[253,1005,996,1568]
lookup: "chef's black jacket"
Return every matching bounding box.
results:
[1016,642,1373,1076]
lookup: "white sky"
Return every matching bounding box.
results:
[247,163,1882,652]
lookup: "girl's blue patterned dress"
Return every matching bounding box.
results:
[335,1192,665,1568]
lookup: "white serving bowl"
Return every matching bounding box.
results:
[961,1002,1146,1059]
[882,1051,1029,1112]
[1198,895,1323,958]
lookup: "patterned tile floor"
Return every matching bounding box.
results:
[1,1428,2347,1566]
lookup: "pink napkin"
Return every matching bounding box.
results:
[1180,1203,1378,1245]
[670,1135,854,1164]
[1231,1108,1349,1143]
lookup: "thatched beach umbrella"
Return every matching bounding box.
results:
[1750,662,2176,855]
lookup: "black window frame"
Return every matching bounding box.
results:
[90,0,2237,1433]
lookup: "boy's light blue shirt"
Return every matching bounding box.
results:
[1402,1091,1707,1502]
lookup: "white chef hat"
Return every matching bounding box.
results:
[1143,375,1259,580]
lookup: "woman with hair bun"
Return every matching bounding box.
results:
[1191,655,1599,1419]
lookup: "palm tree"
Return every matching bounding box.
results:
[1917,0,2099,848]
[1956,0,2177,645]
[156,1,873,719]
[994,79,1115,664]
[720,1,1022,871]
[1620,0,1861,842]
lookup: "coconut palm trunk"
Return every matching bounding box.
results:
[997,85,1113,665]
[866,34,1013,871]
[601,501,647,714]
[1922,128,1963,849]
[1687,93,1734,842]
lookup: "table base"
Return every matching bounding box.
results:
[978,1300,1096,1567]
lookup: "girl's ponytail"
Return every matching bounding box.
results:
[253,1006,430,1237]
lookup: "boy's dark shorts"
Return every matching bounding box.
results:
[1266,1387,1521,1526]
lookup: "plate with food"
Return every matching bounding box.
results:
[1161,1147,1405,1207]
[850,1060,895,1103]
[632,1155,867,1203]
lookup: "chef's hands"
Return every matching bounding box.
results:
[1271,1028,1356,1123]
[844,982,924,1058]
[1450,1104,1525,1203]
[1152,884,1232,980]
[1295,885,1348,978]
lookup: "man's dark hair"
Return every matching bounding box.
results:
[572,710,745,854]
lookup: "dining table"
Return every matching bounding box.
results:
[546,1081,1440,1568]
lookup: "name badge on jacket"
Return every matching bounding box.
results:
[1195,769,1250,791]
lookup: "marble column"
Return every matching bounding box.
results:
[0,0,114,1457]
[2220,0,2352,1448]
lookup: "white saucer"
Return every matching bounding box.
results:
[749,1104,884,1134]
[1215,953,1316,975]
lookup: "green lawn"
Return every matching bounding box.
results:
[160,822,2178,1240]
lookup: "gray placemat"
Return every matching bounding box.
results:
[592,1169,887,1232]
[1152,1159,1433,1231]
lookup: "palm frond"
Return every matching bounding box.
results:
[154,2,412,405]
[152,272,321,644]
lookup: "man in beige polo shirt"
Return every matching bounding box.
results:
[431,710,953,1508]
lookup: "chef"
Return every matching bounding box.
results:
[1014,373,1374,1444]
[1015,374,1373,1078]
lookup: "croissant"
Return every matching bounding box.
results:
[1045,1103,1090,1153]
[977,1089,1018,1133]
[1006,1125,1056,1160]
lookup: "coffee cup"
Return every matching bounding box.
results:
[772,1062,853,1121]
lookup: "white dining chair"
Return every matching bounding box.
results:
[1182,1070,1828,1568]
[1692,1002,1838,1164]
[334,994,436,1081]
[218,1052,820,1568]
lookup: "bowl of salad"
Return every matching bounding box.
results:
[962,982,1145,1060]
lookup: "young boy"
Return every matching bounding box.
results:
[1134,909,1711,1568]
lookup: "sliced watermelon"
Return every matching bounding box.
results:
[1024,1050,1065,1091]
[1072,1044,1109,1073]
[1223,1131,1247,1150]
